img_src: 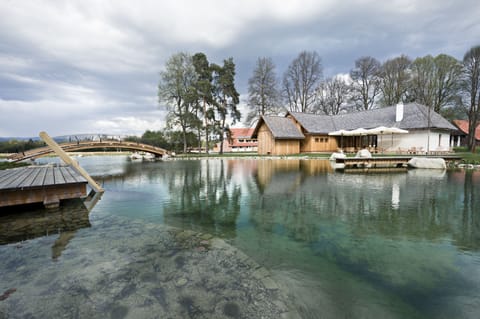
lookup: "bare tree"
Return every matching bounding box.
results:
[378,54,411,106]
[350,56,381,110]
[315,76,351,115]
[246,57,281,125]
[283,51,323,113]
[462,45,480,152]
[411,54,462,114]
[158,52,199,153]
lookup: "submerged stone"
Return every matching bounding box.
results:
[109,304,129,319]
[223,302,241,318]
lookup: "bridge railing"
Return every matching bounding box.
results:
[7,140,170,162]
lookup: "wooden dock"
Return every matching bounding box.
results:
[335,156,412,169]
[0,166,88,209]
[335,155,462,171]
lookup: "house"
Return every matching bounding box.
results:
[213,128,258,153]
[253,103,457,155]
[452,120,480,146]
[253,116,304,155]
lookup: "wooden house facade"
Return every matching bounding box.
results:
[254,103,458,155]
[254,116,304,155]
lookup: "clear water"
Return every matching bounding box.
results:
[1,156,480,318]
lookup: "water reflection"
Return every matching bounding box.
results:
[0,192,103,259]
[4,157,478,319]
[162,160,242,239]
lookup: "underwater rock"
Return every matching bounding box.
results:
[0,288,16,301]
[223,302,241,318]
[175,277,188,287]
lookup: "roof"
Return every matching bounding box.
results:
[253,116,304,139]
[230,127,254,139]
[288,112,336,133]
[453,120,480,141]
[288,103,457,133]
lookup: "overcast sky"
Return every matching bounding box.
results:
[1,0,479,137]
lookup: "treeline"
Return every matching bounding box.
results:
[0,139,45,153]
[159,46,480,153]
[124,130,199,153]
[245,46,480,152]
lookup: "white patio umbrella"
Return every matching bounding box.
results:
[366,126,408,147]
[347,128,369,135]
[328,129,349,136]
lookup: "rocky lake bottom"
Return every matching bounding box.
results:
[0,214,295,319]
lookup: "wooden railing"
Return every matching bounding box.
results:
[7,140,170,162]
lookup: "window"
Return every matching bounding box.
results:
[315,138,320,142]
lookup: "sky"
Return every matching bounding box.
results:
[1,0,479,137]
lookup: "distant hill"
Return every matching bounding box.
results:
[0,133,127,143]
[0,137,41,142]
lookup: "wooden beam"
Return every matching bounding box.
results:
[39,131,104,193]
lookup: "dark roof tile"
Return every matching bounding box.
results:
[261,116,305,139]
[288,103,456,133]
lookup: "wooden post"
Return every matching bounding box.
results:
[39,131,104,193]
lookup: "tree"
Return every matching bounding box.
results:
[410,54,462,114]
[462,45,480,152]
[192,52,215,153]
[283,51,323,113]
[349,56,381,110]
[246,57,281,124]
[378,55,411,106]
[315,76,351,115]
[158,52,199,153]
[212,58,241,154]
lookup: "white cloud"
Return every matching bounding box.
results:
[90,114,165,136]
[1,0,479,137]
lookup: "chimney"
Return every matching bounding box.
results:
[396,102,404,122]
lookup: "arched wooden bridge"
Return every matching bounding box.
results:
[7,140,170,162]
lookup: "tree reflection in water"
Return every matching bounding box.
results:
[162,160,242,239]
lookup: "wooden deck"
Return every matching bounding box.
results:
[335,155,462,170]
[335,156,412,169]
[0,166,88,208]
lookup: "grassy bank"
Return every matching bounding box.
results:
[0,162,30,170]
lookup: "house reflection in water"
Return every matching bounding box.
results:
[391,183,400,210]
[254,159,333,195]
[0,192,102,259]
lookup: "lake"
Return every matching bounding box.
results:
[1,156,479,318]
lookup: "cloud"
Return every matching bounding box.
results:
[1,0,479,136]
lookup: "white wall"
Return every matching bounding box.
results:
[378,129,452,152]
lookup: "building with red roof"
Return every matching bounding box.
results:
[452,120,480,146]
[214,128,258,152]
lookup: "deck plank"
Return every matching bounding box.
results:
[15,168,41,188]
[31,167,48,187]
[70,168,87,183]
[60,167,87,184]
[60,167,77,184]
[53,167,66,184]
[0,169,19,186]
[43,167,55,186]
[0,168,33,189]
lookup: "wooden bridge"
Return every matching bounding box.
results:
[7,140,170,162]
